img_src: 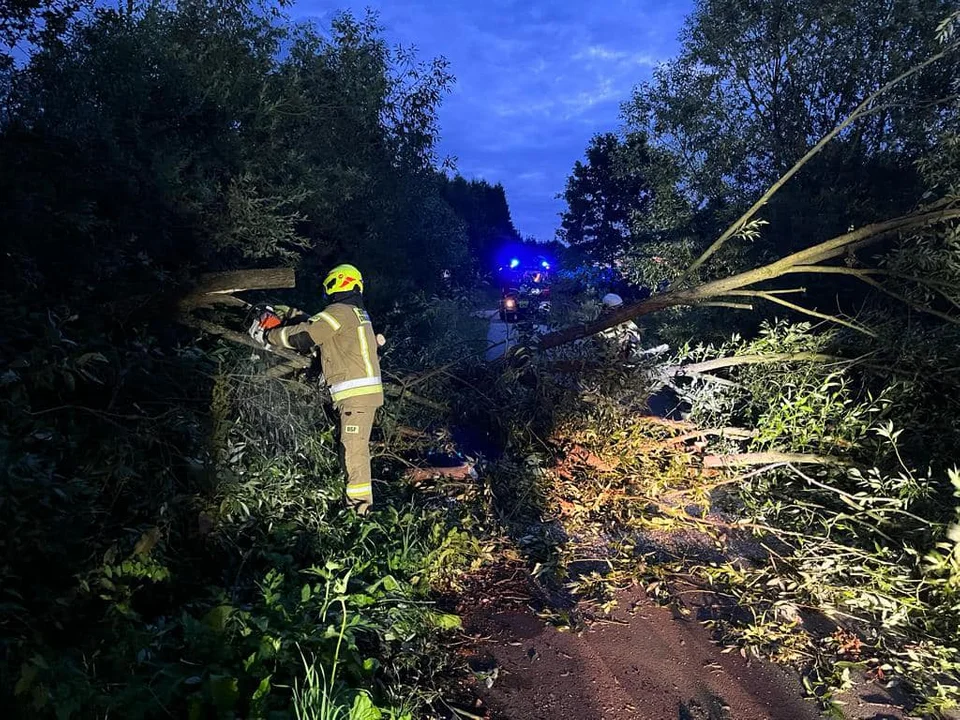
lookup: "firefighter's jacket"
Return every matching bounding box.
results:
[266,303,383,406]
[600,320,642,347]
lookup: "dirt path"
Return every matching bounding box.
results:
[460,585,821,720]
[461,305,912,720]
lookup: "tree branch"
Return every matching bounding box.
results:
[786,265,960,322]
[666,352,843,376]
[180,316,311,368]
[724,288,806,296]
[678,46,957,282]
[700,301,754,310]
[702,452,848,468]
[750,292,877,337]
[537,204,959,350]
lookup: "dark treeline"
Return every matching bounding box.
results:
[439,175,522,272]
[0,2,523,717]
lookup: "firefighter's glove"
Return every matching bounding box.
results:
[249,308,282,348]
[305,352,325,384]
[273,305,309,324]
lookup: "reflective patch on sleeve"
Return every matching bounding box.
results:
[310,311,341,330]
[344,424,360,434]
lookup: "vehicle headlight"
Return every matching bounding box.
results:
[504,298,516,309]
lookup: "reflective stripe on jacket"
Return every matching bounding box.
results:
[266,302,384,406]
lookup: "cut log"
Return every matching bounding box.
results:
[180,267,296,310]
[404,463,477,484]
[190,268,295,295]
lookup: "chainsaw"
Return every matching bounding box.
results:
[247,305,284,348]
[247,305,324,382]
[247,304,313,345]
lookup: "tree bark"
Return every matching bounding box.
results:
[702,452,847,468]
[191,268,296,295]
[180,267,296,310]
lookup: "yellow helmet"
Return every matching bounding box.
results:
[323,264,363,295]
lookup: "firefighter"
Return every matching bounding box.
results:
[599,293,642,355]
[249,264,383,514]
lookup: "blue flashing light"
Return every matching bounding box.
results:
[541,261,550,269]
[509,258,520,269]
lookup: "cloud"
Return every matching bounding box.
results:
[517,170,547,182]
[293,0,693,240]
[574,45,659,67]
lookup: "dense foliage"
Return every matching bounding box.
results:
[0,1,504,717]
[6,0,960,717]
[556,0,960,714]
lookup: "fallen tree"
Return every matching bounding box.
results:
[539,45,960,351]
[538,200,960,350]
[178,268,450,413]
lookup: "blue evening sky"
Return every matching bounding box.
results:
[292,0,693,241]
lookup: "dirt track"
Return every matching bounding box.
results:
[462,585,821,720]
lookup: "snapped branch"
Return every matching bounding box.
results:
[678,46,958,282]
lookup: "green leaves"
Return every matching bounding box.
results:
[348,692,383,720]
[203,605,235,633]
[208,674,239,714]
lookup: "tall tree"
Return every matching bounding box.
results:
[439,175,521,272]
[0,0,89,65]
[558,132,655,265]
[624,0,959,254]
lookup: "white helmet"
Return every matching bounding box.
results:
[602,293,624,308]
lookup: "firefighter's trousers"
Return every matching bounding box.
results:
[337,399,377,512]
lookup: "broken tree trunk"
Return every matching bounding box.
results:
[537,202,960,350]
[179,267,296,310]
